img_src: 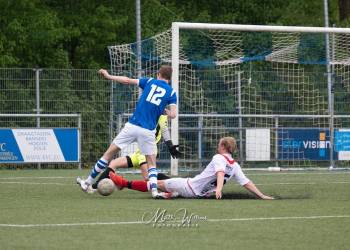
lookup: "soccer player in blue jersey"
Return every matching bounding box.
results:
[77,65,177,198]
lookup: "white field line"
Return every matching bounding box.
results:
[0,215,349,228]
[0,177,71,180]
[0,181,70,186]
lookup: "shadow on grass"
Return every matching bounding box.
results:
[272,193,312,200]
[188,192,312,200]
[104,191,312,200]
[204,192,258,200]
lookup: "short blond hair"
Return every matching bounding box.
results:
[220,137,237,154]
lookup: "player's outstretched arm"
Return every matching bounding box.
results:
[215,171,225,199]
[243,181,274,200]
[98,69,138,85]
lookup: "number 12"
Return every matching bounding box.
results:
[146,84,166,106]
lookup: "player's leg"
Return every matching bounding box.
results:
[140,163,149,180]
[136,125,159,197]
[109,171,148,192]
[132,150,148,180]
[161,178,194,198]
[86,143,120,184]
[77,123,136,192]
[91,156,130,189]
[145,154,159,197]
[137,151,170,180]
[76,143,120,192]
[109,172,176,198]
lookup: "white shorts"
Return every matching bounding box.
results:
[113,123,157,156]
[163,178,197,198]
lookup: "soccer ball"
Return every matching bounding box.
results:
[97,178,115,196]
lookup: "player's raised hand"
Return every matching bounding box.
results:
[98,69,109,78]
[166,140,183,158]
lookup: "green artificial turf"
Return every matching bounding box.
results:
[0,169,349,250]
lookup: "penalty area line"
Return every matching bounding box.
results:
[1,215,350,228]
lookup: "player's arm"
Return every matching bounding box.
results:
[164,104,177,119]
[98,69,138,85]
[215,171,225,199]
[160,116,182,158]
[243,181,274,200]
[233,162,274,200]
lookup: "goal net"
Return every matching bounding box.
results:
[108,22,350,174]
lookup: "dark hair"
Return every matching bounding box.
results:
[158,65,172,81]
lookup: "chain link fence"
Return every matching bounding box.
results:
[0,68,111,169]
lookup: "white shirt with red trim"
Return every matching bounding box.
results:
[188,153,250,197]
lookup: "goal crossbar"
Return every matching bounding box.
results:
[172,22,350,34]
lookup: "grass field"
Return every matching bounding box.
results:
[0,169,349,250]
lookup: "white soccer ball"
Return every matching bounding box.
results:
[97,178,115,196]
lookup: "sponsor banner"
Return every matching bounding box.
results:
[334,129,350,160]
[246,129,270,161]
[278,129,333,160]
[0,128,79,163]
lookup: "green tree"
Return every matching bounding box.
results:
[0,0,68,67]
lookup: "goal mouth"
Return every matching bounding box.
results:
[108,23,350,173]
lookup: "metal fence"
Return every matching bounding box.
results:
[0,68,111,169]
[1,68,350,171]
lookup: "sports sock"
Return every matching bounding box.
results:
[86,158,108,185]
[109,172,129,188]
[128,180,148,192]
[148,167,158,193]
[92,167,115,189]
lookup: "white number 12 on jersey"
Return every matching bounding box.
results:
[146,84,166,106]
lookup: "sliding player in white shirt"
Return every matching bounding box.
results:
[109,137,274,200]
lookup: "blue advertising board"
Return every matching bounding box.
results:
[278,129,333,160]
[334,129,350,160]
[0,128,79,163]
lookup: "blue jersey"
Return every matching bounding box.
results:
[129,77,177,130]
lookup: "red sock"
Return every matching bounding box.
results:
[109,172,128,188]
[130,180,148,192]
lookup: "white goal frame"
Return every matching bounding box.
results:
[170,22,350,175]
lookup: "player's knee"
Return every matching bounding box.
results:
[103,144,120,161]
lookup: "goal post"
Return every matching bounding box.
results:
[109,22,350,176]
[171,23,180,176]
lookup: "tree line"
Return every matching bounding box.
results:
[1,0,349,69]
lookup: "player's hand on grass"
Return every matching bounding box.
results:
[216,190,222,199]
[261,195,274,200]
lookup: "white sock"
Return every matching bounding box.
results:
[86,158,108,185]
[148,167,158,192]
